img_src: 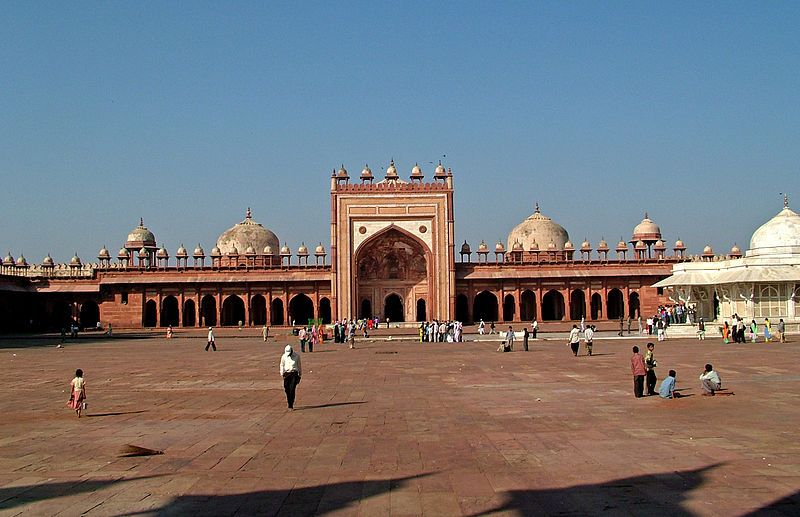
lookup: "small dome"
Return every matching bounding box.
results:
[635,240,647,250]
[297,242,309,256]
[337,164,349,178]
[547,240,557,250]
[42,254,54,266]
[176,244,188,257]
[564,240,574,250]
[15,254,28,267]
[118,247,129,259]
[748,201,800,256]
[511,239,524,252]
[702,245,714,255]
[385,159,398,178]
[210,246,221,257]
[631,212,662,243]
[193,244,205,257]
[3,252,14,266]
[280,243,291,255]
[315,243,326,255]
[263,245,273,255]
[245,245,256,255]
[361,164,374,179]
[227,246,239,256]
[730,244,742,255]
[528,240,540,252]
[460,241,471,254]
[98,246,111,259]
[654,239,666,250]
[616,239,628,251]
[478,240,489,253]
[581,239,591,250]
[70,253,82,266]
[597,239,609,251]
[138,247,149,258]
[126,218,156,247]
[156,244,169,258]
[434,160,447,177]
[495,241,506,253]
[507,203,569,253]
[216,208,279,257]
[674,239,686,249]
[411,163,423,178]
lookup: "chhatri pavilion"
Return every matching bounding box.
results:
[3,163,786,332]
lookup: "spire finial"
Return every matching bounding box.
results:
[782,192,789,208]
[246,207,252,219]
[644,211,649,219]
[534,202,540,213]
[139,217,144,227]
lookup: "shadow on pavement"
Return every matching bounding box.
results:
[298,401,367,410]
[87,410,148,417]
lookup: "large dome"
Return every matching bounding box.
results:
[507,203,569,251]
[631,213,662,243]
[126,218,156,247]
[748,201,800,256]
[216,208,279,256]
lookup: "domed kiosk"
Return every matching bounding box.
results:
[507,203,569,253]
[216,208,279,258]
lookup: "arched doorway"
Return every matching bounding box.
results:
[473,291,498,322]
[416,298,426,322]
[355,227,429,324]
[503,294,515,321]
[570,289,585,320]
[607,289,624,320]
[222,295,245,326]
[183,299,196,327]
[271,298,284,325]
[251,295,267,326]
[51,301,72,330]
[384,293,404,322]
[319,297,332,324]
[542,290,565,321]
[200,295,217,327]
[144,300,157,327]
[591,293,602,320]
[520,290,536,321]
[455,294,469,322]
[79,301,100,329]
[161,296,179,327]
[360,298,372,319]
[628,292,640,319]
[289,294,314,325]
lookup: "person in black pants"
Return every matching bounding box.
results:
[631,346,646,398]
[279,345,302,410]
[644,342,658,396]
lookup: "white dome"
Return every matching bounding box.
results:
[748,205,800,256]
[507,204,569,252]
[216,208,279,257]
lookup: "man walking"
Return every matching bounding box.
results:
[584,325,594,356]
[523,327,529,351]
[569,324,580,356]
[205,327,216,351]
[280,345,302,410]
[298,326,307,353]
[618,316,624,336]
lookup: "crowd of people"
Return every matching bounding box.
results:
[719,315,786,343]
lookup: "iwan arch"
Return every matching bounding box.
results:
[0,160,728,331]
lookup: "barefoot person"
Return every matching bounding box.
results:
[66,369,86,418]
[280,345,302,410]
[699,363,721,396]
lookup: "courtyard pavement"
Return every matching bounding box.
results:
[1,332,798,516]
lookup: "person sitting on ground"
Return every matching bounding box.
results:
[658,369,681,399]
[699,363,722,396]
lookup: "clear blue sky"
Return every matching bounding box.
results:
[2,1,798,264]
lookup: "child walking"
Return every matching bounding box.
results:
[66,369,86,418]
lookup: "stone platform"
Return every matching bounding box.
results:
[0,333,798,516]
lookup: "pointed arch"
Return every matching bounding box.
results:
[222,295,245,326]
[607,289,625,320]
[200,295,217,327]
[542,290,565,321]
[144,300,157,327]
[183,299,196,327]
[570,289,585,320]
[520,290,536,321]
[289,294,314,325]
[161,296,179,327]
[473,291,498,322]
[251,295,267,326]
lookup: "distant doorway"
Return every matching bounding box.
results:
[416,299,426,322]
[542,290,565,321]
[251,295,267,326]
[520,290,536,321]
[144,300,157,327]
[570,290,585,320]
[384,293,404,322]
[473,291,498,322]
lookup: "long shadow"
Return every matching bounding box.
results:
[585,353,615,356]
[0,475,165,511]
[743,490,800,515]
[87,410,148,417]
[118,473,429,516]
[468,464,722,516]
[297,401,366,410]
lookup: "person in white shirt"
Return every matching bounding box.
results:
[205,327,216,351]
[699,363,721,396]
[584,325,595,356]
[569,325,580,356]
[506,326,515,351]
[280,345,302,410]
[478,319,485,335]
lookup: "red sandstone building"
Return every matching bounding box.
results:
[0,164,682,331]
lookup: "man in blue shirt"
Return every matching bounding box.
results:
[659,369,679,399]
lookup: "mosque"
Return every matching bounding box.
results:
[1,163,793,332]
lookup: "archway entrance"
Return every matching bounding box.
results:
[503,294,515,321]
[384,294,404,323]
[473,291,498,322]
[289,294,314,326]
[271,298,284,325]
[251,295,267,326]
[200,295,216,326]
[542,290,565,321]
[416,299,426,322]
[183,299,196,327]
[591,293,602,320]
[80,301,99,329]
[222,295,245,326]
[570,289,585,320]
[628,292,640,319]
[355,227,429,323]
[520,290,536,321]
[144,300,157,327]
[607,289,624,320]
[161,296,179,327]
[319,297,332,324]
[455,294,469,322]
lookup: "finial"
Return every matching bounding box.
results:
[534,202,540,213]
[782,192,789,208]
[644,211,649,219]
[139,217,144,227]
[246,207,252,219]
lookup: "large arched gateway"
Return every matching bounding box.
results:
[355,228,430,322]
